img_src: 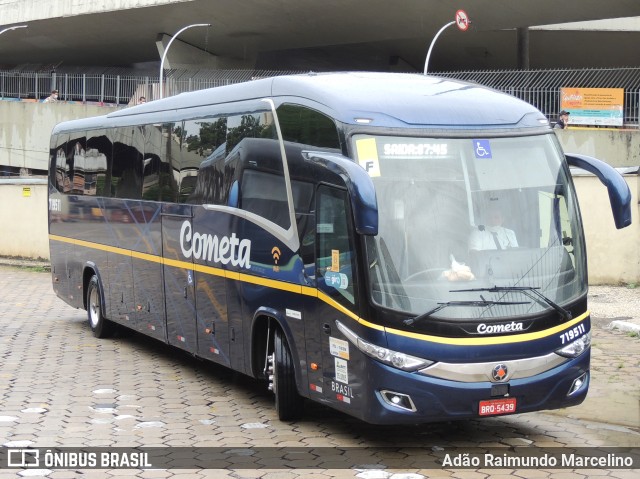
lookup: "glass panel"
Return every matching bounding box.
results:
[277,104,341,150]
[180,117,227,204]
[353,133,586,320]
[66,135,86,195]
[316,186,357,307]
[51,134,69,193]
[112,127,143,200]
[86,130,111,197]
[141,123,179,202]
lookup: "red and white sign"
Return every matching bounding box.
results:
[455,9,470,31]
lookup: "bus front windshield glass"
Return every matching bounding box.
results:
[352,133,586,321]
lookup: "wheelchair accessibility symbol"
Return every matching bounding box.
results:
[474,139,492,159]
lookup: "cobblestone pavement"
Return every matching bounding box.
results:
[0,266,637,479]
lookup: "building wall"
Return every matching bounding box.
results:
[557,129,640,167]
[0,180,49,259]
[0,101,116,172]
[573,173,640,285]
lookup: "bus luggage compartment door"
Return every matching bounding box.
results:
[161,204,197,351]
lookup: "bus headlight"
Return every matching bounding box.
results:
[555,331,591,358]
[336,320,433,371]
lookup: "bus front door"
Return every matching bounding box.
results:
[161,204,197,351]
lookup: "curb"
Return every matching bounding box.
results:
[609,320,640,335]
[0,257,50,271]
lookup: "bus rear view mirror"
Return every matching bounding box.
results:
[566,153,632,229]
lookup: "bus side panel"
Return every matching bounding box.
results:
[101,199,137,328]
[49,192,70,304]
[161,204,197,351]
[192,206,231,368]
[237,219,308,388]
[129,201,165,342]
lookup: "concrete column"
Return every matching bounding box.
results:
[155,34,252,70]
[517,27,530,70]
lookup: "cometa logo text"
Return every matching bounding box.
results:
[180,220,252,269]
[477,322,524,334]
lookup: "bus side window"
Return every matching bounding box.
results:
[112,127,144,200]
[50,134,69,193]
[277,104,341,150]
[316,185,357,307]
[180,117,227,204]
[86,130,111,197]
[66,134,86,195]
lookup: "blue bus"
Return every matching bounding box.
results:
[48,72,631,424]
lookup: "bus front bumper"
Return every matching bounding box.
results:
[355,349,590,425]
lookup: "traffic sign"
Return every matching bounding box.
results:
[455,9,470,31]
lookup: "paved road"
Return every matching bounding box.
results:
[0,266,637,478]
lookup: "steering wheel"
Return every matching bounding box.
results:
[404,268,447,283]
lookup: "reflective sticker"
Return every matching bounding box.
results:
[210,347,219,355]
[286,309,302,320]
[329,337,350,360]
[356,137,381,177]
[147,324,156,331]
[335,358,349,384]
[310,383,323,393]
[177,336,186,343]
[336,394,351,404]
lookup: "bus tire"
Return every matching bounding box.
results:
[86,275,115,339]
[273,328,304,420]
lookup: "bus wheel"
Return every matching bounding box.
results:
[87,275,114,339]
[270,328,304,421]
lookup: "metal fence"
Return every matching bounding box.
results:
[0,69,301,105]
[2,67,640,125]
[433,67,640,126]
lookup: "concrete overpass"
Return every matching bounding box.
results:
[1,0,640,72]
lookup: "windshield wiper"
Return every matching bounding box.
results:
[403,300,530,326]
[450,286,572,321]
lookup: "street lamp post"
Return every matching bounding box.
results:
[423,21,454,75]
[0,25,28,36]
[159,23,211,99]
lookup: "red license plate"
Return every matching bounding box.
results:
[478,397,517,416]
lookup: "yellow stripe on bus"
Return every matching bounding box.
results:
[49,233,590,346]
[383,311,589,346]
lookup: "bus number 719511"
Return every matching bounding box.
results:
[560,323,587,344]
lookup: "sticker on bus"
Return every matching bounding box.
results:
[335,357,349,384]
[329,337,350,360]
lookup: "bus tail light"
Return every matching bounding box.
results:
[336,320,434,372]
[555,331,591,358]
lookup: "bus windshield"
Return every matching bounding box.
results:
[353,133,586,320]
